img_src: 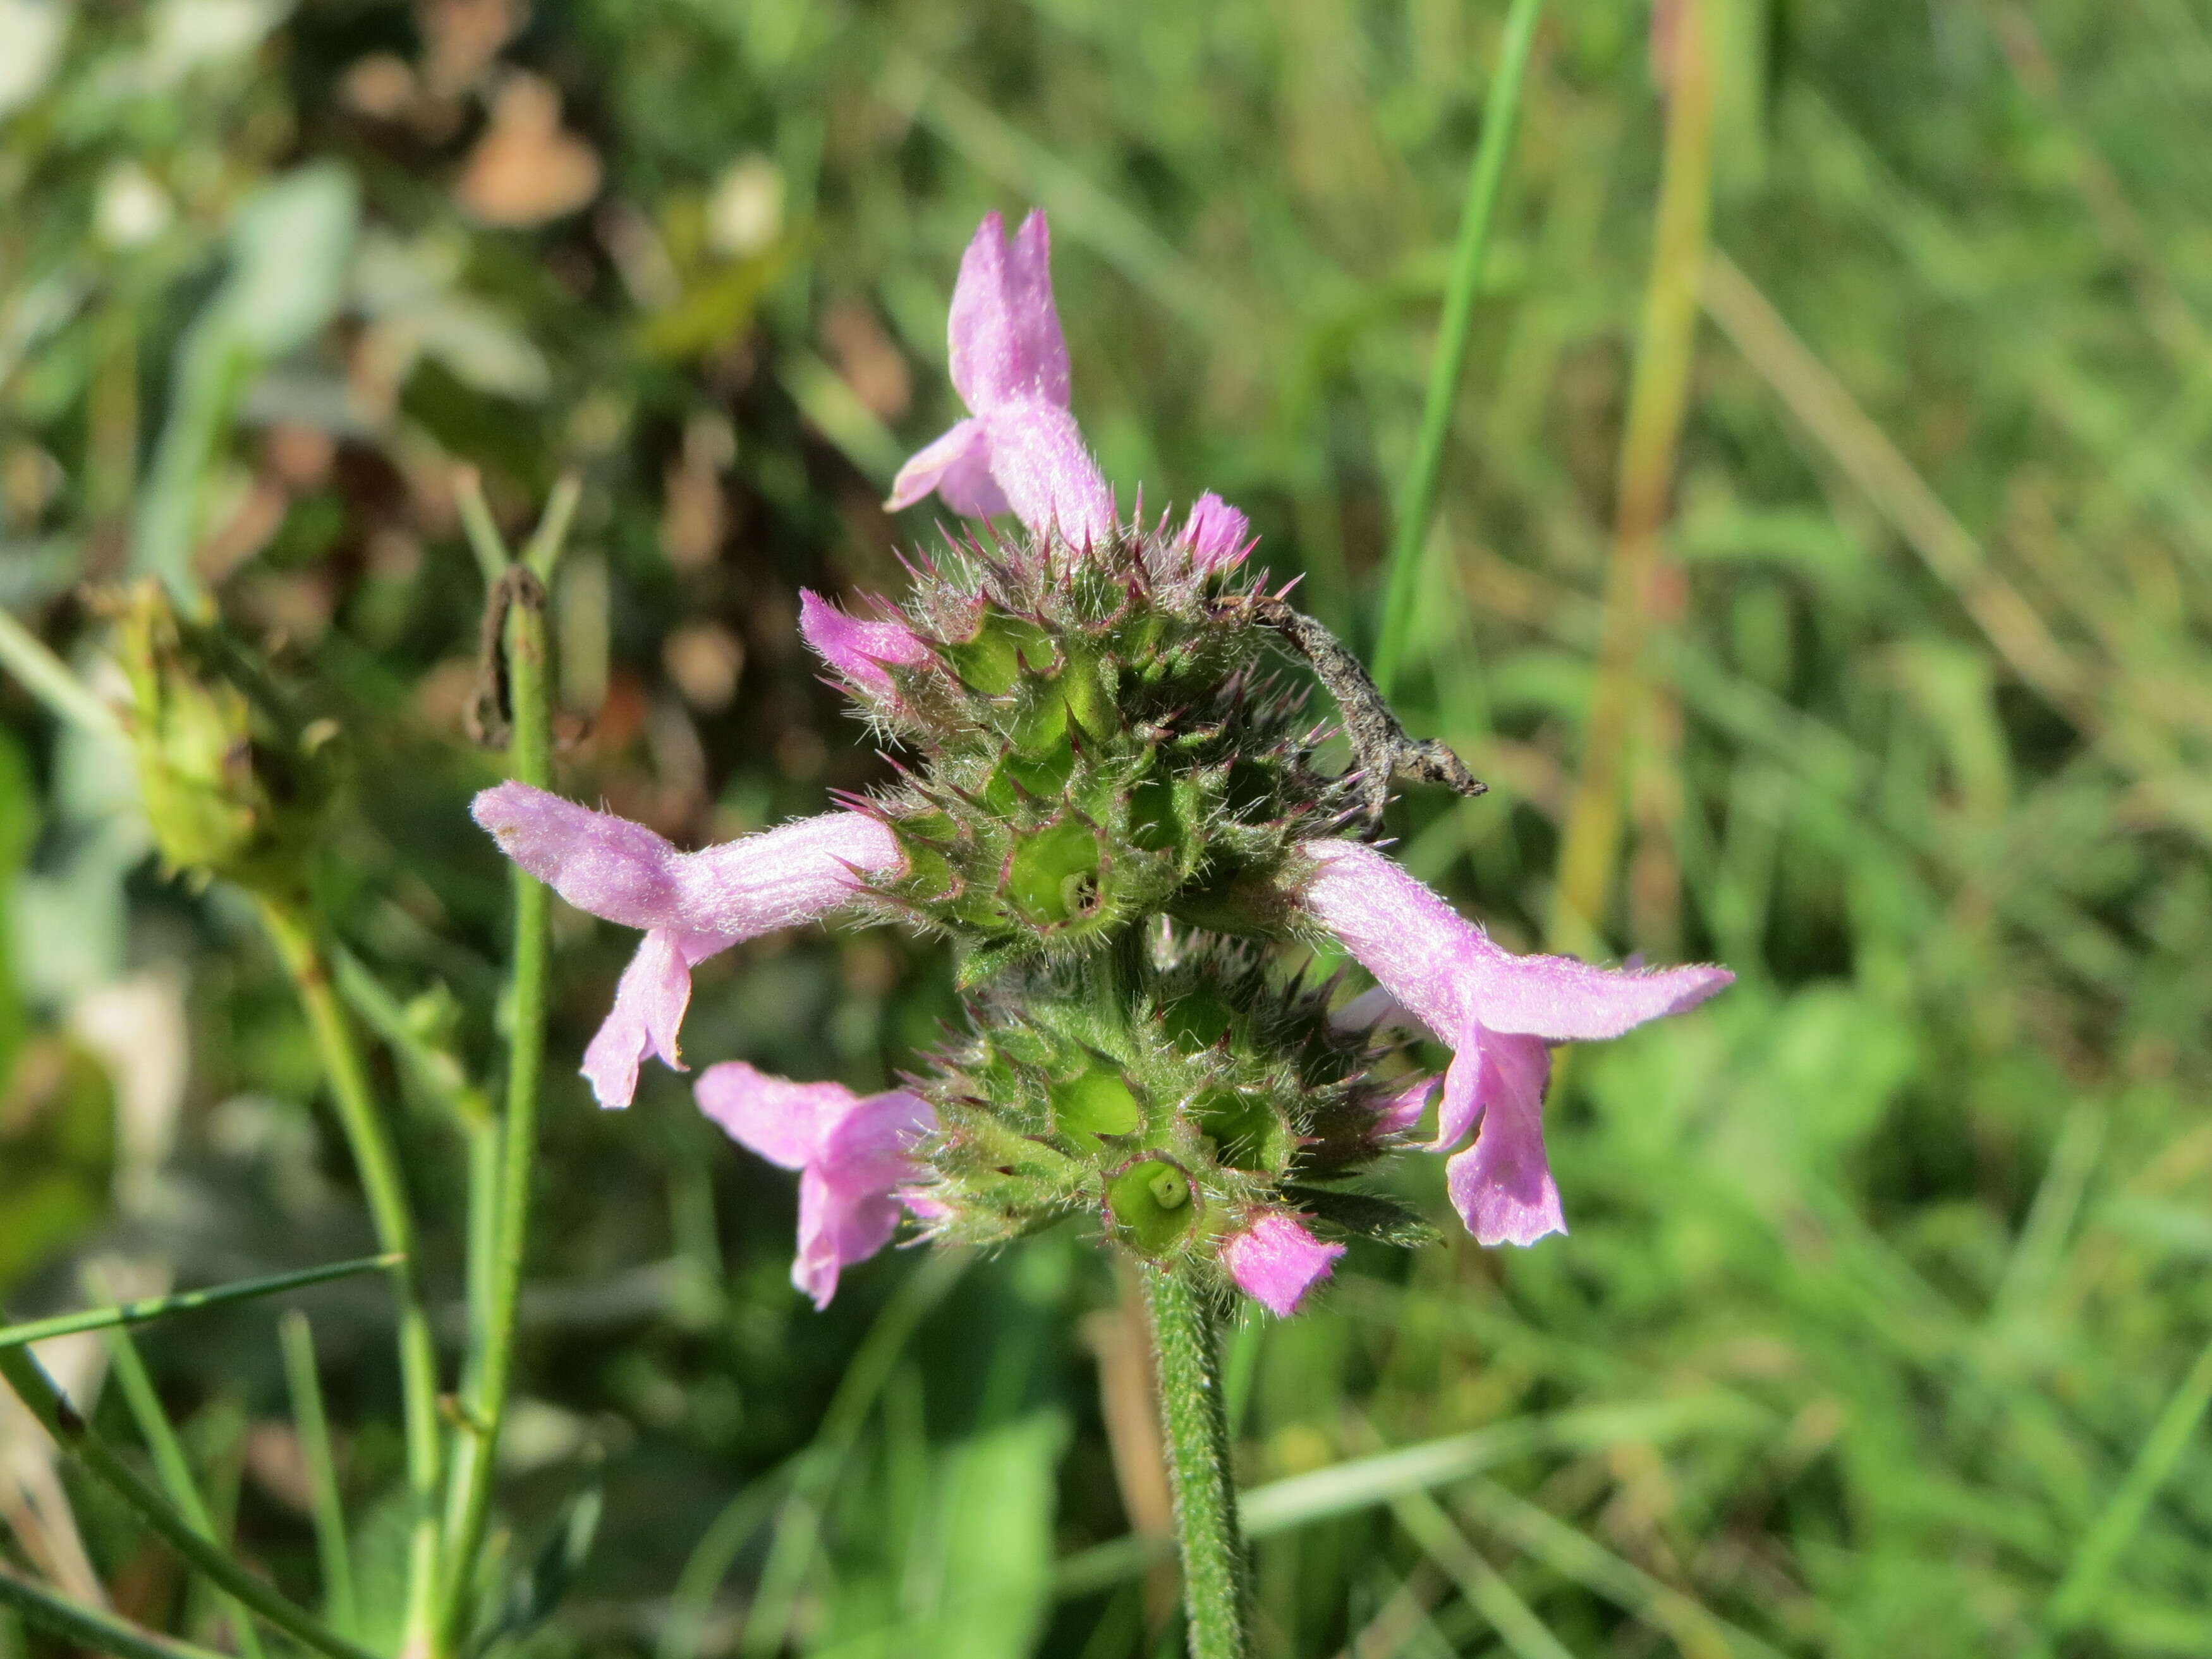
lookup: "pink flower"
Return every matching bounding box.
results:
[798,589,929,695]
[470,782,904,1108]
[886,210,1116,547]
[1177,492,1253,573]
[1296,841,1732,1247]
[695,1062,935,1308]
[1221,1213,1346,1317]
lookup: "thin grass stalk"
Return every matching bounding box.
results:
[436,473,579,1653]
[251,897,445,1657]
[0,1349,377,1659]
[2048,1332,2212,1629]
[280,1312,359,1638]
[1547,0,1715,956]
[0,1256,399,1352]
[99,1318,267,1659]
[1371,0,1546,696]
[0,1560,231,1659]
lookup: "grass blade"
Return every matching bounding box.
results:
[2047,1333,2212,1629]
[0,1560,230,1659]
[1371,0,1545,696]
[100,1315,267,1659]
[281,1311,359,1639]
[0,1347,379,1659]
[0,1256,401,1352]
[1392,1490,1574,1659]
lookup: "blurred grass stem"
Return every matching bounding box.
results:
[0,1560,231,1659]
[0,1348,378,1659]
[1141,1264,1249,1659]
[253,896,446,1658]
[99,1308,269,1659]
[1549,0,1716,954]
[437,472,580,1653]
[281,1311,360,1638]
[0,608,121,740]
[1371,0,1545,696]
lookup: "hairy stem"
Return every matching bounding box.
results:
[437,474,576,1651]
[1141,1264,1249,1659]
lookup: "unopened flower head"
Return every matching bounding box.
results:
[473,209,1731,1316]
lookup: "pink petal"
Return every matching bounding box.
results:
[1297,841,1731,1043]
[580,928,726,1109]
[693,1060,863,1170]
[980,398,1115,548]
[1443,1031,1564,1247]
[1179,493,1253,572]
[1222,1214,1346,1318]
[674,810,901,936]
[947,209,1071,413]
[472,782,683,930]
[793,1170,905,1310]
[817,1088,935,1200]
[886,418,1011,517]
[798,590,930,693]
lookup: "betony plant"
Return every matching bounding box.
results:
[470,210,1732,1656]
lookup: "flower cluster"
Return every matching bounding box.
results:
[471,210,1730,1316]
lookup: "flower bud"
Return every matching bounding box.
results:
[116,581,341,896]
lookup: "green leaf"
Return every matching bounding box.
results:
[0,1255,401,1351]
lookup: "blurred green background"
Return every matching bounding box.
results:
[4,0,2212,1653]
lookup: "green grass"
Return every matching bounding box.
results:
[2,1,2211,1655]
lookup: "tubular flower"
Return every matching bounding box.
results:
[887,210,1116,547]
[470,782,902,1107]
[1294,840,1733,1245]
[695,1062,936,1308]
[471,205,1732,1312]
[1221,1213,1346,1317]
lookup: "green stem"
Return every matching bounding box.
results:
[281,1311,360,1639]
[1372,0,1546,696]
[0,1559,231,1659]
[437,475,578,1652]
[0,1349,377,1659]
[253,897,446,1658]
[1141,1263,1249,1659]
[100,1316,267,1659]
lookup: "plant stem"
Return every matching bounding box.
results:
[437,474,578,1651]
[0,1350,378,1659]
[253,897,446,1658]
[1140,1263,1249,1659]
[1548,0,1715,956]
[0,1559,231,1659]
[1371,0,1546,697]
[281,1311,360,1639]
[100,1316,267,1659]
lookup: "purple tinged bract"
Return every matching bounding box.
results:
[694,1062,936,1308]
[886,210,1116,546]
[1296,840,1732,1246]
[1220,1213,1346,1317]
[470,782,903,1108]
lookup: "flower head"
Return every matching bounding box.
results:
[695,1062,935,1308]
[468,208,1734,1315]
[887,210,1115,547]
[1297,840,1732,1245]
